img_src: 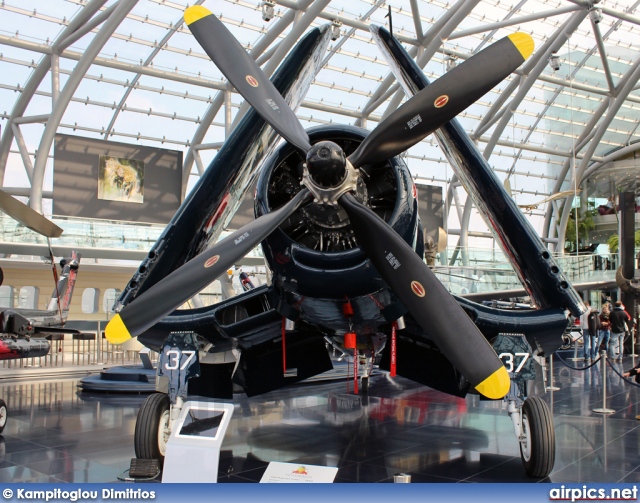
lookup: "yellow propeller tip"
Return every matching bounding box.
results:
[105,314,132,345]
[508,32,534,61]
[184,5,212,25]
[474,366,511,399]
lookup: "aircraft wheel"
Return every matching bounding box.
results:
[0,399,7,433]
[134,393,170,464]
[519,396,555,478]
[361,377,369,394]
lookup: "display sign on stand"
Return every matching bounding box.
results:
[162,401,234,483]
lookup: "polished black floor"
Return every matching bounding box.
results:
[1,352,640,483]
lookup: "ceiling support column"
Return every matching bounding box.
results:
[29,0,138,213]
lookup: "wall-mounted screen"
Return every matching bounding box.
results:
[53,134,182,224]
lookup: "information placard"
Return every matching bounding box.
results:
[260,462,338,483]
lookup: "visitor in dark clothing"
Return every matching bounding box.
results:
[610,301,631,362]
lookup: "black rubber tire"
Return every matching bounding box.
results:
[520,396,555,478]
[134,393,170,464]
[361,377,369,394]
[0,399,7,433]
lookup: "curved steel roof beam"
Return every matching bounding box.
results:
[104,0,206,140]
[473,13,584,141]
[230,0,332,131]
[29,0,138,213]
[543,1,640,244]
[382,0,488,265]
[581,142,640,182]
[359,0,465,123]
[505,9,628,183]
[409,0,424,42]
[462,0,529,55]
[322,0,387,128]
[180,5,301,192]
[449,4,579,42]
[591,14,616,94]
[382,0,481,121]
[321,0,386,70]
[555,56,640,251]
[53,1,119,53]
[0,0,109,185]
[481,10,588,161]
[275,0,418,46]
[443,0,530,244]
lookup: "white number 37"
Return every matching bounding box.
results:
[164,349,196,371]
[498,352,529,373]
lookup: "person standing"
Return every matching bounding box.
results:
[581,301,592,362]
[597,306,612,357]
[610,301,632,362]
[585,302,600,361]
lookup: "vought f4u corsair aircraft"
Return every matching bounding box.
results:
[105,5,585,478]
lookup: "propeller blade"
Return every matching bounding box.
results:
[0,189,63,238]
[437,227,447,253]
[348,33,533,168]
[339,193,510,399]
[105,189,312,344]
[184,6,311,153]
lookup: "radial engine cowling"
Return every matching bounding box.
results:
[254,125,423,327]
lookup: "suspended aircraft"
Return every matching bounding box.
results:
[104,5,586,478]
[0,189,82,432]
[0,189,81,350]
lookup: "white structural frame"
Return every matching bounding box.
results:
[0,0,640,259]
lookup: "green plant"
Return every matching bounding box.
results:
[563,207,596,253]
[607,230,640,254]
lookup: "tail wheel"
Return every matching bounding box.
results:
[0,399,7,433]
[361,376,369,394]
[134,393,170,464]
[519,396,555,478]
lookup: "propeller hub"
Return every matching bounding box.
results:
[305,141,347,188]
[301,142,361,207]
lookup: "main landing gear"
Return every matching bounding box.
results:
[0,399,7,434]
[495,334,555,478]
[134,393,173,464]
[508,396,555,478]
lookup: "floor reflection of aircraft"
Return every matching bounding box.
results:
[102,6,586,478]
[218,381,491,482]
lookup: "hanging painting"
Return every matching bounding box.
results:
[97,155,145,203]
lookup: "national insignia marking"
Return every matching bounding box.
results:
[204,255,220,268]
[434,95,449,108]
[411,280,426,297]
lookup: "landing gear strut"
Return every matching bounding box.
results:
[509,396,555,478]
[495,334,555,478]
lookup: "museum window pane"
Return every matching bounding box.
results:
[0,286,13,308]
[103,288,121,313]
[82,288,100,314]
[18,286,39,309]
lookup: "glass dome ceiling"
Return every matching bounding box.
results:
[2,0,640,253]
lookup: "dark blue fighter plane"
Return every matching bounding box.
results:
[104,5,585,477]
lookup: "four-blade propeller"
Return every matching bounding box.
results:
[106,4,534,399]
